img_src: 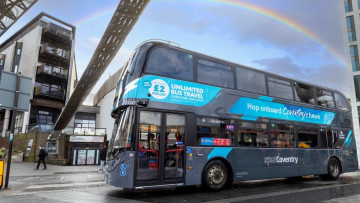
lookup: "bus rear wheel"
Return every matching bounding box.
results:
[202,160,228,191]
[321,158,341,180]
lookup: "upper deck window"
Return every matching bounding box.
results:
[236,67,266,95]
[316,89,334,108]
[334,93,350,111]
[268,77,293,100]
[146,47,193,81]
[197,59,234,88]
[294,82,315,104]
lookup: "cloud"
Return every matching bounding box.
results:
[253,57,351,97]
[148,0,345,60]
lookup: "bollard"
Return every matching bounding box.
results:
[0,159,4,189]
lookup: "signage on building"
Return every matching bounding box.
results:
[69,136,104,143]
[0,70,32,111]
[39,111,49,115]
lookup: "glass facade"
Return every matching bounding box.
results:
[351,45,360,71]
[347,16,357,42]
[345,0,353,12]
[358,106,360,126]
[354,75,360,102]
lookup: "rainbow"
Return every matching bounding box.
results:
[74,0,347,66]
[73,4,116,27]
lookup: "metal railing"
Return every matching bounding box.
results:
[34,85,65,100]
[37,64,68,79]
[41,19,72,40]
[26,124,106,135]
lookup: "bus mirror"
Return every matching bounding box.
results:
[137,99,149,106]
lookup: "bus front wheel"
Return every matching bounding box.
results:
[202,160,228,191]
[321,158,341,180]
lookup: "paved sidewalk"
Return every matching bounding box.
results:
[0,161,142,203]
[0,161,102,194]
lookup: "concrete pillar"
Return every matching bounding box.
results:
[2,110,10,137]
[22,104,31,133]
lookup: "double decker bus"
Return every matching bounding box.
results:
[105,40,357,191]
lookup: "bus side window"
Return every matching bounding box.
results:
[334,93,349,111]
[236,67,266,95]
[238,122,268,147]
[197,59,234,88]
[320,129,333,148]
[270,124,294,148]
[297,126,318,148]
[316,89,334,108]
[196,117,235,146]
[294,82,315,104]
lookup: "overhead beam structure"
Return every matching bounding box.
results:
[0,0,38,37]
[48,0,150,140]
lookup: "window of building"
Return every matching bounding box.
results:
[38,114,53,124]
[238,121,268,147]
[346,16,357,42]
[334,93,349,111]
[146,47,193,81]
[297,126,318,148]
[44,65,52,74]
[294,82,315,104]
[74,112,96,135]
[236,67,266,95]
[354,75,360,102]
[41,83,50,94]
[316,89,334,108]
[197,117,234,146]
[46,141,58,154]
[350,45,360,71]
[270,124,294,148]
[197,59,234,88]
[345,0,353,12]
[268,77,293,100]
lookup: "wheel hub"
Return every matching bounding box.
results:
[208,165,224,185]
[330,161,339,176]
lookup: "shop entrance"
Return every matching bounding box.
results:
[72,147,100,165]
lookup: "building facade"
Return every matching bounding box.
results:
[93,68,123,142]
[342,0,360,165]
[0,13,77,137]
[0,13,109,166]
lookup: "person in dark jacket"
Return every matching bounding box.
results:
[34,146,47,170]
[99,145,107,171]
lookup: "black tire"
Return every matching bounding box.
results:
[202,160,228,191]
[321,158,341,180]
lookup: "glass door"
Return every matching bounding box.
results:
[164,113,185,180]
[136,111,161,182]
[136,111,185,186]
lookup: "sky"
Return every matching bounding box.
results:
[0,0,351,97]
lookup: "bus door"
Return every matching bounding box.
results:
[136,111,185,186]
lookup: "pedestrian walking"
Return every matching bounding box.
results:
[99,145,107,171]
[0,147,4,159]
[34,146,47,170]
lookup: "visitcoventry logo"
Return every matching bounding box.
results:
[264,156,298,164]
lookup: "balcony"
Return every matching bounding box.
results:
[37,64,68,80]
[39,43,70,67]
[41,20,72,49]
[34,84,65,101]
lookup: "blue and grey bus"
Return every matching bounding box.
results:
[105,40,357,191]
